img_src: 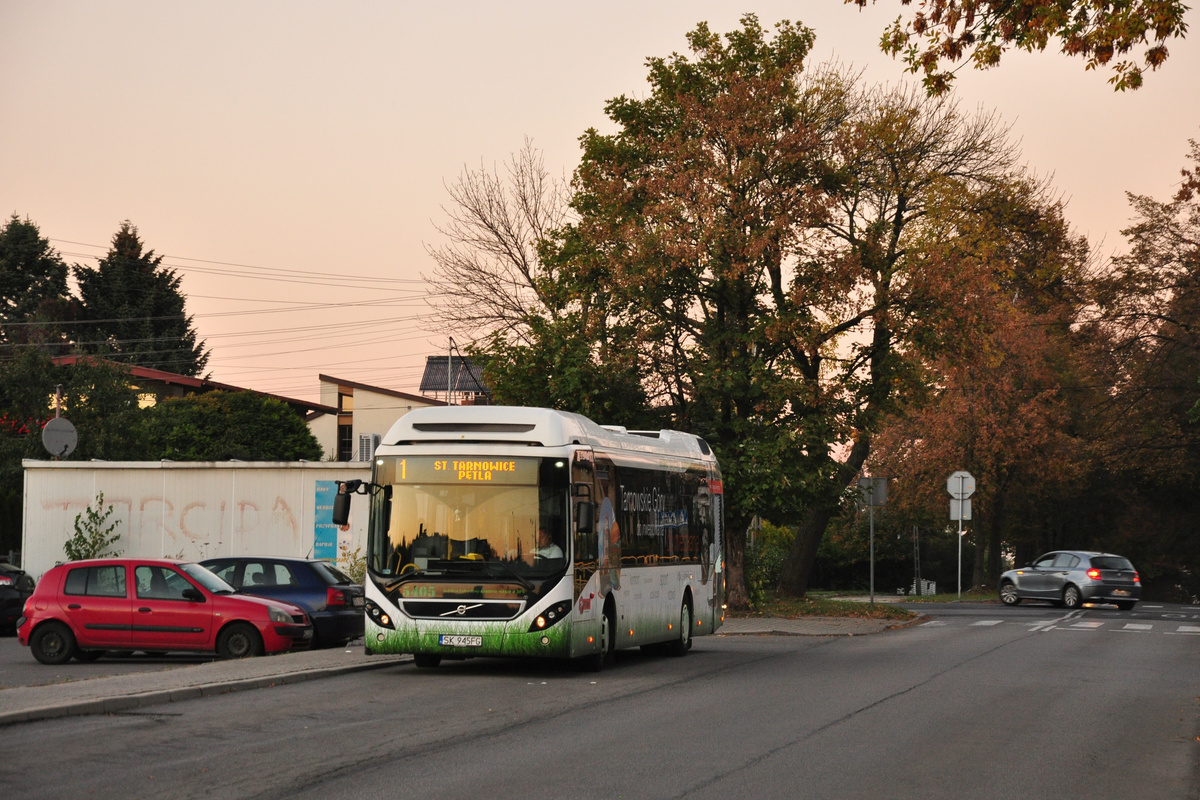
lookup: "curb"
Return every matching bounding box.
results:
[0,654,410,726]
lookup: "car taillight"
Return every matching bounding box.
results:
[1133,572,1140,583]
[1086,568,1101,580]
[0,575,11,586]
[326,586,347,607]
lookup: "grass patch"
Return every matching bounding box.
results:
[731,591,916,621]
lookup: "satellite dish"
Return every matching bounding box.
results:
[42,417,78,458]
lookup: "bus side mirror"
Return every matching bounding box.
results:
[332,488,352,527]
[575,501,594,534]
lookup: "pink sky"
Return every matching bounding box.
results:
[2,1,1197,402]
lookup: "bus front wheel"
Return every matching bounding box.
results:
[667,599,692,657]
[582,602,615,672]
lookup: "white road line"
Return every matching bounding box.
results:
[921,621,947,627]
[1119,623,1153,631]
[971,620,1004,626]
[1068,622,1105,629]
[1175,626,1200,634]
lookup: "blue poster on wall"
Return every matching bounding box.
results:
[314,480,338,560]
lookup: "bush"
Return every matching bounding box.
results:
[64,493,121,560]
[744,521,795,607]
[338,541,366,584]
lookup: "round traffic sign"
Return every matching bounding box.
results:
[947,470,975,498]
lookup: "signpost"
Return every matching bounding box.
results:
[858,476,887,604]
[947,470,975,600]
[41,384,77,459]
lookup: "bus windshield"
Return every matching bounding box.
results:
[368,455,570,582]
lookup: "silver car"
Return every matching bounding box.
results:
[998,550,1141,610]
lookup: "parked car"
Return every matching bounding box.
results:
[999,550,1142,610]
[199,557,364,648]
[16,558,312,664]
[1,562,36,633]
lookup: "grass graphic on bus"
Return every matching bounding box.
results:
[368,621,571,658]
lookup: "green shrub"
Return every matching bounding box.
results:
[338,541,366,584]
[64,492,121,560]
[744,521,795,606]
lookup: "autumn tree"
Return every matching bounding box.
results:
[866,173,1093,590]
[444,16,1053,604]
[850,0,1190,94]
[73,221,210,376]
[1082,138,1200,597]
[471,17,848,605]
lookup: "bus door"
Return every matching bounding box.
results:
[708,464,725,621]
[571,448,598,606]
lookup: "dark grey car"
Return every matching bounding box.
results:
[999,550,1141,610]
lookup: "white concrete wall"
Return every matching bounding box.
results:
[307,412,338,460]
[22,460,371,580]
[349,388,434,458]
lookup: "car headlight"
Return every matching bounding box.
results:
[268,606,292,624]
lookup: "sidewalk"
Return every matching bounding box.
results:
[0,615,905,726]
[0,646,410,726]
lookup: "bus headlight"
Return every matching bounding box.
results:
[365,598,395,630]
[528,601,572,633]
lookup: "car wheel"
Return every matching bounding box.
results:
[999,582,1021,606]
[666,598,693,657]
[216,622,264,659]
[1116,600,1137,611]
[75,649,105,662]
[413,653,442,668]
[1062,585,1082,609]
[30,622,77,665]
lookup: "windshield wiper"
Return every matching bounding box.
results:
[486,558,534,593]
[383,565,425,591]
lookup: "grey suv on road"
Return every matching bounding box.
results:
[999,550,1141,610]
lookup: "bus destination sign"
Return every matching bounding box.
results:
[380,456,539,485]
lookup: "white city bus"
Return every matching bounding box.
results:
[335,405,724,670]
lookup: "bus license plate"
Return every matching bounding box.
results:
[439,634,482,648]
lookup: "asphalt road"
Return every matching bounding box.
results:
[2,602,1198,800]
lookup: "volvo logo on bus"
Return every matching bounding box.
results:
[441,603,482,617]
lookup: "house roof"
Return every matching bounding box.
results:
[418,355,490,395]
[52,356,337,416]
[317,374,445,406]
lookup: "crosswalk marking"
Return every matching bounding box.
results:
[914,616,1200,636]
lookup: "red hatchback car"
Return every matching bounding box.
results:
[16,558,313,664]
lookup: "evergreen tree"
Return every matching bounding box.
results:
[73,221,209,376]
[0,215,72,351]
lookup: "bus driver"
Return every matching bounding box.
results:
[533,526,563,561]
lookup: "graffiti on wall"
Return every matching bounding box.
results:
[41,494,303,560]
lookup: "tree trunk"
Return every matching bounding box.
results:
[724,517,749,609]
[777,500,839,597]
[777,434,872,598]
